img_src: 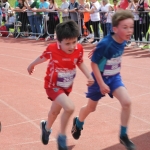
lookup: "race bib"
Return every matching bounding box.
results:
[56,69,76,88]
[103,56,121,76]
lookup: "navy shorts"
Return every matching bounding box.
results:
[86,73,125,101]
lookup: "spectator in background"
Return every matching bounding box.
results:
[32,0,49,37]
[77,0,86,41]
[13,0,29,34]
[136,0,150,49]
[14,0,19,21]
[15,0,19,8]
[59,0,69,22]
[24,0,37,39]
[100,0,110,37]
[105,5,114,35]
[0,1,2,26]
[113,0,119,11]
[41,0,59,40]
[5,10,15,31]
[67,0,83,42]
[83,0,93,39]
[1,0,10,23]
[126,0,140,46]
[118,0,129,9]
[25,0,43,37]
[85,0,101,45]
[67,0,79,23]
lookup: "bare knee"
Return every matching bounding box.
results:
[64,105,75,114]
[49,110,61,117]
[122,100,131,109]
[86,105,97,113]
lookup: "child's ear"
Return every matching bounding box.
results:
[57,40,61,45]
[112,27,117,34]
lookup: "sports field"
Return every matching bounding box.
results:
[0,37,150,149]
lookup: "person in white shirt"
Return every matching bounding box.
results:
[1,0,10,22]
[100,0,110,37]
[106,5,114,35]
[24,0,36,39]
[59,0,69,22]
[84,0,101,45]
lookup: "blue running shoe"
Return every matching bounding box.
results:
[57,134,68,150]
[40,120,51,145]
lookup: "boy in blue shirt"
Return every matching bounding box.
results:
[71,10,136,150]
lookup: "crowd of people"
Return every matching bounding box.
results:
[0,0,150,47]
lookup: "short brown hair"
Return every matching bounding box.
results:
[56,20,80,42]
[112,10,134,27]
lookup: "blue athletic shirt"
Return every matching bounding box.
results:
[91,33,126,73]
[39,1,50,15]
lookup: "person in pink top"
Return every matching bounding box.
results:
[119,0,129,9]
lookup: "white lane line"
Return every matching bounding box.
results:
[0,54,32,60]
[0,98,39,129]
[0,46,42,52]
[106,104,150,125]
[1,45,150,69]
[0,66,150,126]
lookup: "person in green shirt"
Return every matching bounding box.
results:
[14,0,20,21]
[14,0,19,8]
[26,0,43,35]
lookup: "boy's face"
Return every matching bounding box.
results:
[113,18,134,41]
[58,38,78,54]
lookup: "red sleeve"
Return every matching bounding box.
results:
[119,0,128,9]
[144,2,149,8]
[40,45,51,59]
[77,44,84,66]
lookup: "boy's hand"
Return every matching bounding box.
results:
[99,82,110,95]
[87,77,94,86]
[27,64,35,75]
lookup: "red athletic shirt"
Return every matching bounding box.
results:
[40,43,83,91]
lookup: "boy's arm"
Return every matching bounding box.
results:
[27,56,48,75]
[91,62,110,95]
[78,62,94,86]
[91,62,104,86]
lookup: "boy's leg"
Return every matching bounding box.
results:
[113,86,131,127]
[46,100,62,130]
[78,99,98,122]
[55,93,75,150]
[72,99,98,140]
[113,86,135,150]
[55,93,75,135]
[40,100,62,145]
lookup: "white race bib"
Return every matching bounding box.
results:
[56,69,76,88]
[103,56,121,76]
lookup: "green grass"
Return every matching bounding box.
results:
[9,0,62,7]
[9,0,113,8]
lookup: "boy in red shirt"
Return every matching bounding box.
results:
[27,20,94,150]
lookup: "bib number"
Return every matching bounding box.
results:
[56,70,76,88]
[103,57,121,76]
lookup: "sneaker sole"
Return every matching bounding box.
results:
[71,117,80,140]
[120,139,136,150]
[40,120,49,145]
[0,122,1,132]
